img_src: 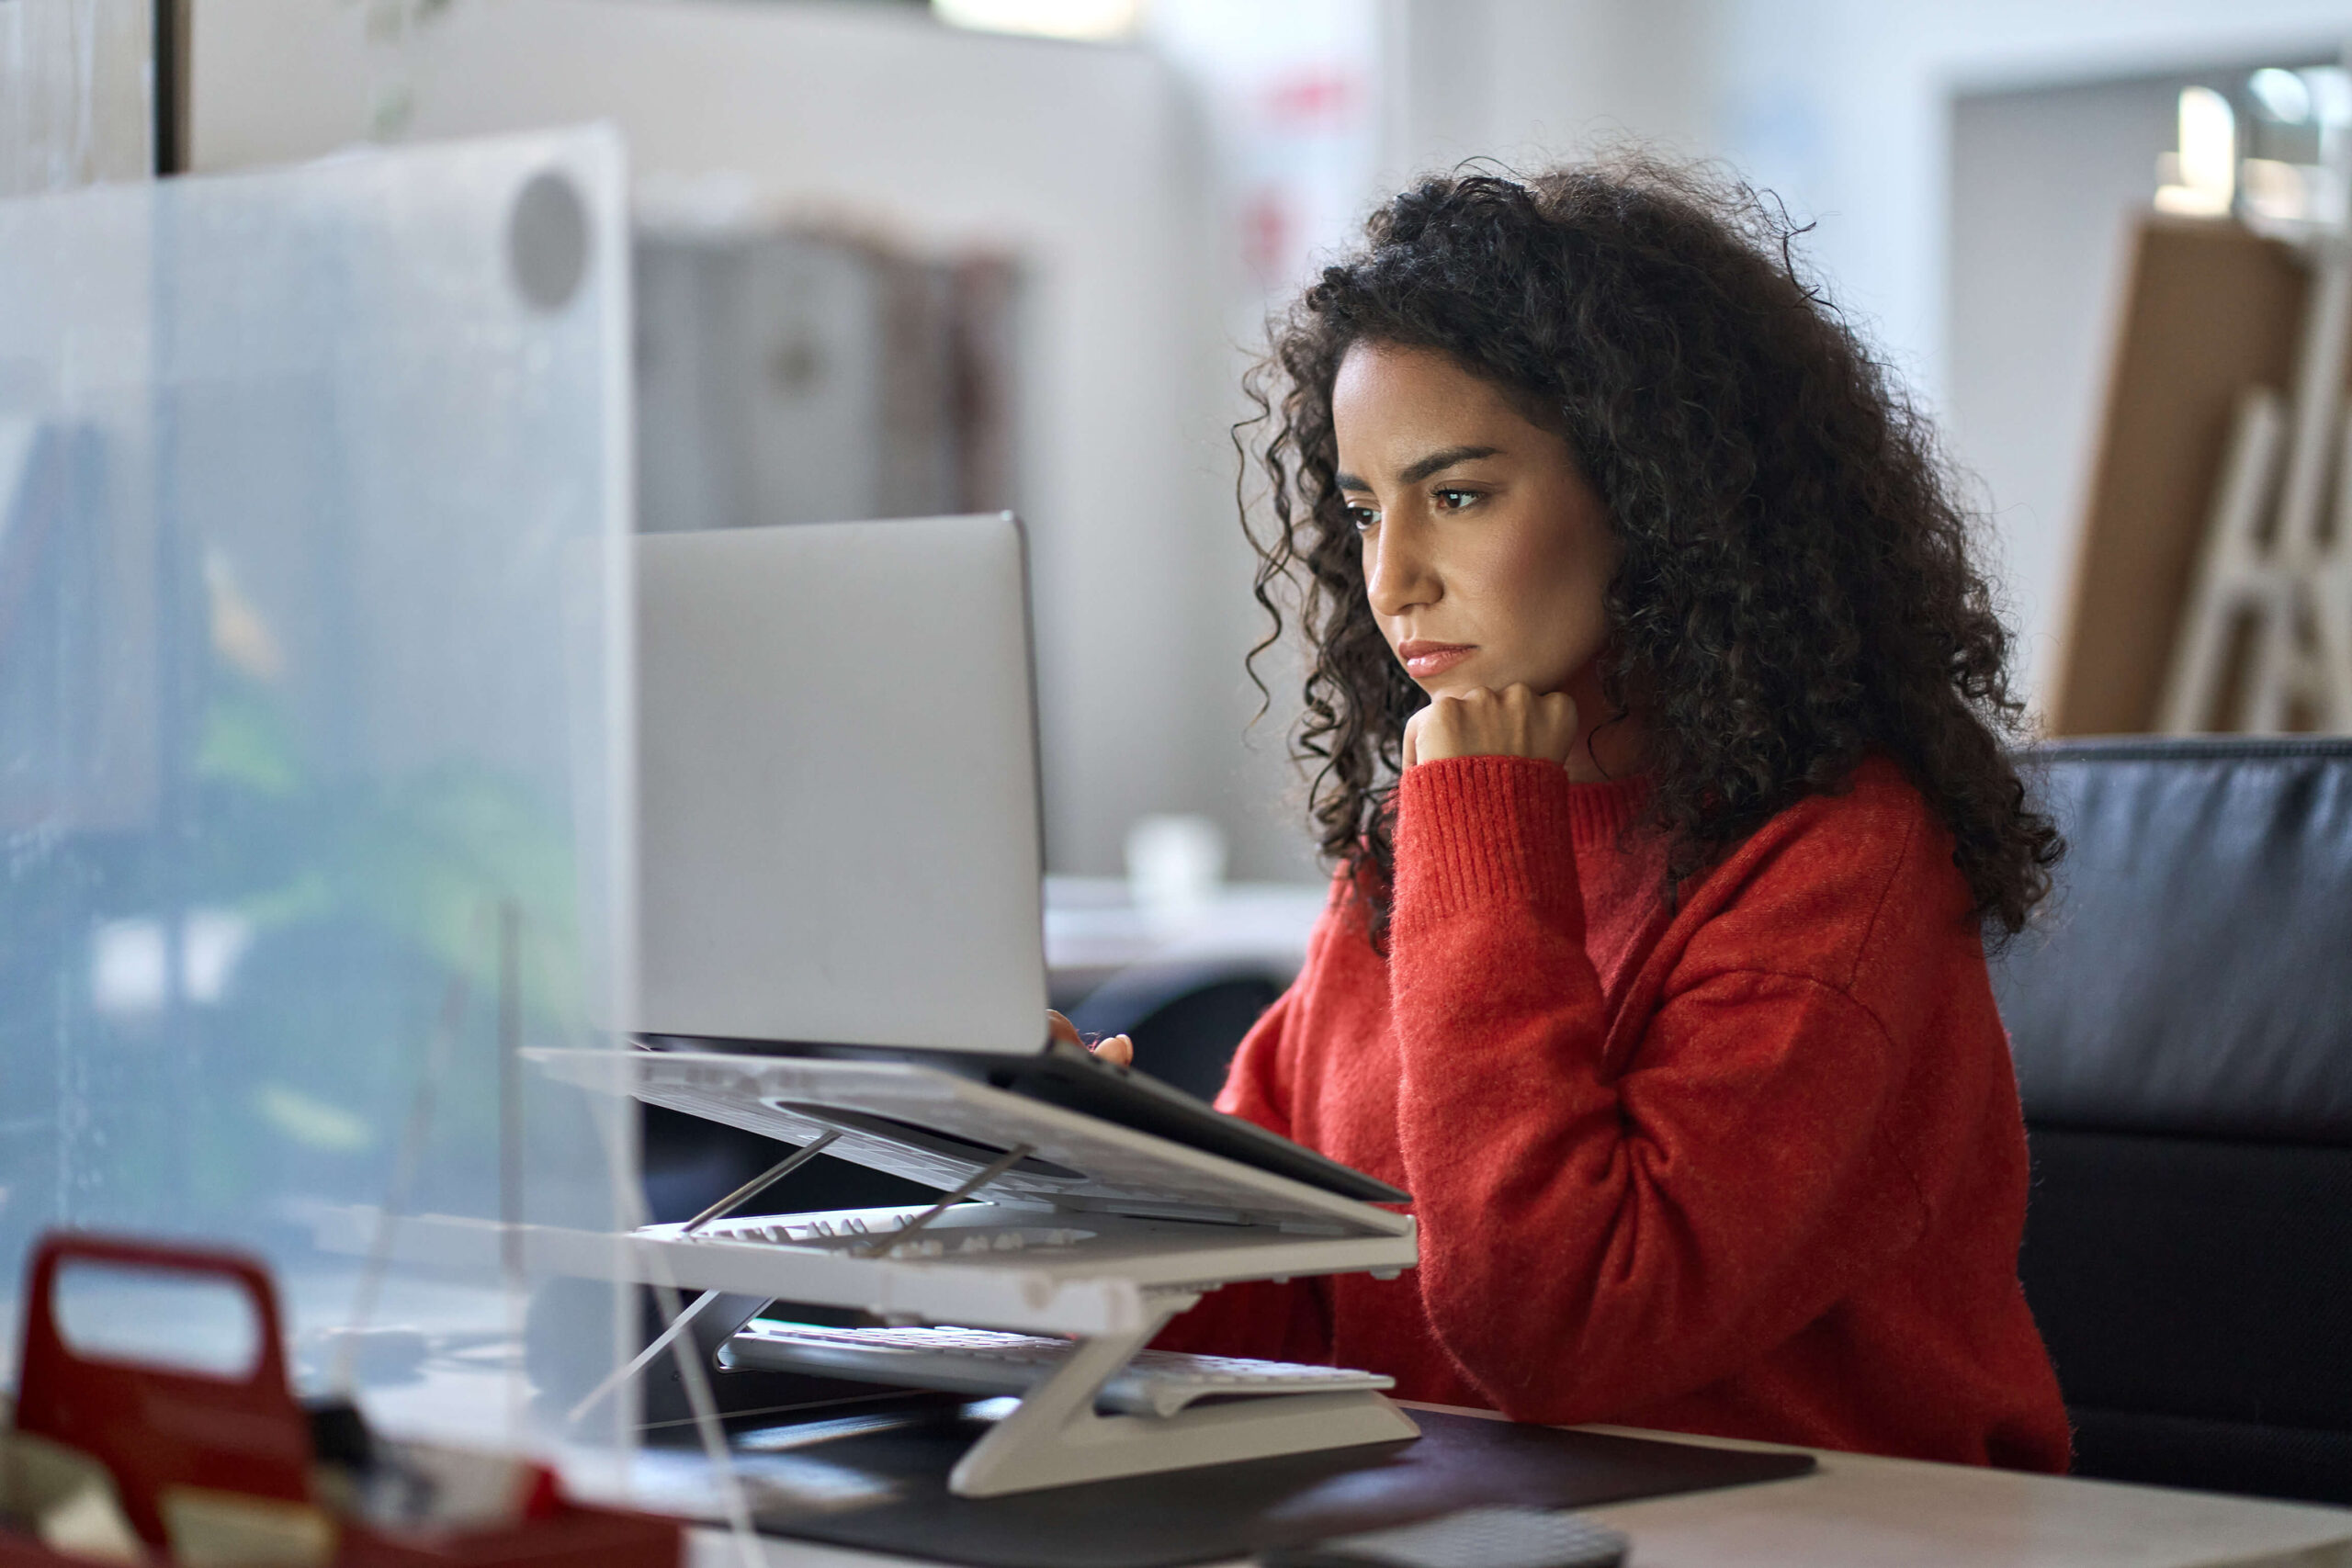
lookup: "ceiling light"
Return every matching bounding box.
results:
[2249,67,2311,124]
[933,0,1144,41]
[2156,86,2236,218]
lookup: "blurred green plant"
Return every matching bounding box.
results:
[144,638,601,1230]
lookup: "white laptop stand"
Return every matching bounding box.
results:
[444,1047,1421,1496]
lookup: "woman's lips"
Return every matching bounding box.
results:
[1397,640,1476,679]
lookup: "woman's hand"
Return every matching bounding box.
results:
[1048,1009,1133,1067]
[1404,683,1578,769]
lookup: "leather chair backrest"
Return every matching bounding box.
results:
[1991,737,2352,1503]
[1068,958,1285,1105]
[1996,737,2352,1140]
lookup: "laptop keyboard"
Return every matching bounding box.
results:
[686,1213,1097,1258]
[724,1322,1393,1417]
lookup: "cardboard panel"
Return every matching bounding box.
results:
[2050,218,2308,735]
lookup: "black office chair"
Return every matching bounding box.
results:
[1991,737,2352,1502]
[1066,958,1287,1104]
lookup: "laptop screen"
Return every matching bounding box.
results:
[634,515,1048,1056]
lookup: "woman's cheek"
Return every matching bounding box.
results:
[1494,522,1609,668]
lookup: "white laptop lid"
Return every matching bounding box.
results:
[634,515,1047,1055]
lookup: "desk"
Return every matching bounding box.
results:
[685,1406,2352,1568]
[1572,1425,2352,1567]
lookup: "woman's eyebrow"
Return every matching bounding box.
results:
[1334,444,1502,493]
[1398,445,1502,484]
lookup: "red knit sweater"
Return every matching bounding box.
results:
[1157,753,2071,1472]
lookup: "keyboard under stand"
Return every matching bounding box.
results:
[725,1298,1408,1496]
[725,1322,1394,1417]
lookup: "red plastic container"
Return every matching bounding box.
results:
[6,1231,682,1568]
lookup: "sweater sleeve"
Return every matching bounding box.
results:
[1151,961,1337,1362]
[1211,981,1297,1133]
[1389,755,1928,1423]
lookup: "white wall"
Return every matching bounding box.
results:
[192,0,1257,878]
[1381,0,1712,181]
[1,0,151,194]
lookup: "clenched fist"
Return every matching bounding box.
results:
[1404,683,1578,769]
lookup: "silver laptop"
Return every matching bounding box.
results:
[632,514,1403,1204]
[636,513,1046,1055]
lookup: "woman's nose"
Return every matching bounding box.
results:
[1364,522,1438,617]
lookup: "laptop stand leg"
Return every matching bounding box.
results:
[945,1295,1419,1498]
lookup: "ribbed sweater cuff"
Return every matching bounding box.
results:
[1395,755,1581,930]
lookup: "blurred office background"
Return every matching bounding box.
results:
[13,0,2352,887]
[20,0,2352,1500]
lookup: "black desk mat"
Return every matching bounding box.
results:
[720,1402,1815,1567]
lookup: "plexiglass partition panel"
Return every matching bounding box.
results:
[0,128,635,1466]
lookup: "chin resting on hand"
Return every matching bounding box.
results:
[1405,683,1578,769]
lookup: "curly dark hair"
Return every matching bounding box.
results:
[1242,159,2060,945]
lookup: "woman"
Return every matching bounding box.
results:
[1140,162,2072,1471]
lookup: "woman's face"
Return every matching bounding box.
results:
[1332,342,1623,705]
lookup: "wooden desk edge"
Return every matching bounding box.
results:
[1395,1400,2352,1568]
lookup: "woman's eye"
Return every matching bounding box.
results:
[1345,504,1380,533]
[1433,488,1479,513]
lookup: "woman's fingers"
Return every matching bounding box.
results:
[1049,1009,1134,1067]
[1409,684,1579,767]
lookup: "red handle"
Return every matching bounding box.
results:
[14,1231,314,1548]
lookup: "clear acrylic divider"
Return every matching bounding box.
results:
[0,126,641,1488]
